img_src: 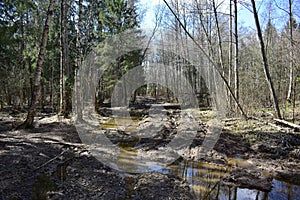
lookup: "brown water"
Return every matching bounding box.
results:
[116,147,300,200]
[101,116,300,200]
[164,160,300,200]
[100,116,140,133]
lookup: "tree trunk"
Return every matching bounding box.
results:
[251,0,282,119]
[40,80,45,111]
[50,59,54,112]
[212,0,225,73]
[19,13,25,110]
[234,0,239,109]
[287,0,294,103]
[28,58,33,106]
[75,0,83,121]
[64,1,71,114]
[19,0,54,128]
[59,0,68,116]
[228,0,233,107]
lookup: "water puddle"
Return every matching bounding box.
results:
[100,116,141,133]
[116,148,300,199]
[166,161,300,200]
[100,114,300,199]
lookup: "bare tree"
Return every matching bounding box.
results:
[287,0,294,106]
[250,0,282,119]
[212,0,225,73]
[163,0,247,118]
[228,0,233,93]
[234,0,239,106]
[19,0,55,128]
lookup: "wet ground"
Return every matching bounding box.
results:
[116,151,300,199]
[0,103,300,199]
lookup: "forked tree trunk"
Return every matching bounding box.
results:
[251,0,282,119]
[19,0,54,128]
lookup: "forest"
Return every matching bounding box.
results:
[0,0,300,199]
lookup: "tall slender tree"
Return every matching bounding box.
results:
[75,0,83,121]
[234,0,239,107]
[287,0,294,103]
[19,0,55,128]
[251,0,282,119]
[228,0,233,92]
[59,0,69,116]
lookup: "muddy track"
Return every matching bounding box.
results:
[0,108,300,199]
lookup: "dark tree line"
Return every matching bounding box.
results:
[0,0,140,127]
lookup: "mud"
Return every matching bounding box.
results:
[0,104,299,199]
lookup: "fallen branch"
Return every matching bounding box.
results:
[43,139,86,148]
[274,119,300,131]
[267,122,287,131]
[250,116,291,132]
[34,150,67,171]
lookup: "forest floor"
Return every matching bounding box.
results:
[0,101,300,199]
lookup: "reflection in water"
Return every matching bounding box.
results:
[156,160,231,199]
[116,150,300,200]
[102,117,300,199]
[116,147,139,173]
[268,180,300,200]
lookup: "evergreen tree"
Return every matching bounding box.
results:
[97,0,141,104]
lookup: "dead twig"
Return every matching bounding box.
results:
[34,150,68,171]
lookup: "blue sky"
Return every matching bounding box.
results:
[138,0,299,31]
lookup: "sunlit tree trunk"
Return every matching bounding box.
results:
[19,0,55,128]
